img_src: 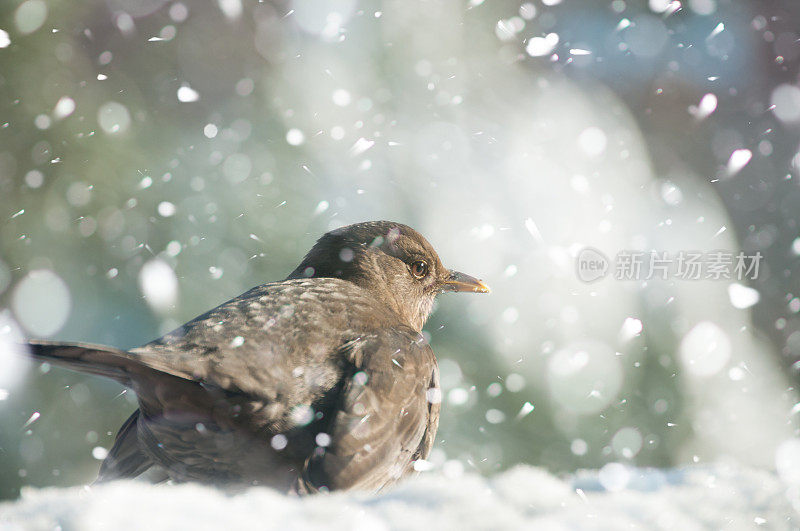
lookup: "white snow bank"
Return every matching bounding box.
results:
[2,463,798,530]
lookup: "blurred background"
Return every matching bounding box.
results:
[1,0,799,500]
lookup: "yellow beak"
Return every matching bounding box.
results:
[441,270,491,293]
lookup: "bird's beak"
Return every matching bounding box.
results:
[441,270,491,293]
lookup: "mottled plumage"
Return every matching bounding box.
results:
[26,221,489,493]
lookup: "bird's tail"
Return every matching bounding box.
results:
[23,340,164,481]
[25,340,151,387]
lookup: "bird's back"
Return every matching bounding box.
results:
[133,277,407,410]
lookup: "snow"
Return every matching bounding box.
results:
[615,18,631,31]
[157,201,177,218]
[138,259,178,312]
[97,101,131,134]
[611,427,643,459]
[11,270,71,337]
[525,33,559,57]
[332,89,352,107]
[286,128,306,146]
[217,0,243,21]
[91,447,108,461]
[169,3,189,23]
[519,3,536,20]
[176,85,200,103]
[349,137,375,157]
[14,0,47,35]
[203,123,219,139]
[679,321,731,377]
[770,85,800,124]
[728,283,760,310]
[52,96,76,120]
[1,463,797,530]
[577,127,607,157]
[726,149,753,176]
[775,440,800,485]
[23,170,43,189]
[516,401,535,418]
[689,93,717,120]
[618,317,643,340]
[708,22,725,40]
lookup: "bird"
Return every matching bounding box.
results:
[24,221,489,493]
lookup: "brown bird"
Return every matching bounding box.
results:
[26,221,489,493]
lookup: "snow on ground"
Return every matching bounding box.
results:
[1,462,798,530]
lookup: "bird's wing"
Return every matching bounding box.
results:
[131,279,388,402]
[299,327,439,493]
[97,410,153,481]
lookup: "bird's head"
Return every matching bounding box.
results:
[287,221,489,331]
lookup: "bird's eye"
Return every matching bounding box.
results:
[410,260,429,279]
